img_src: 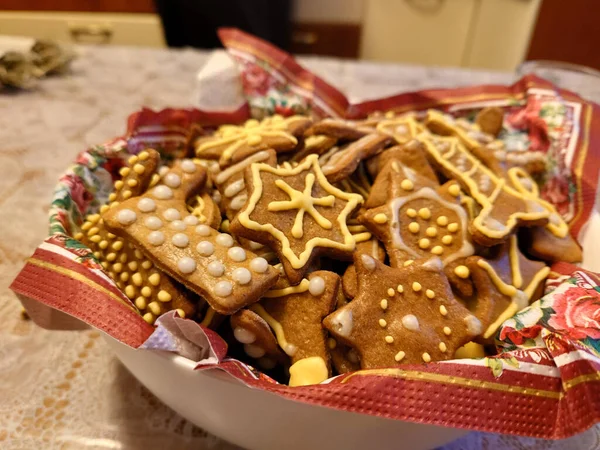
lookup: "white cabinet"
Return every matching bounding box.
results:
[0,12,165,47]
[360,0,541,70]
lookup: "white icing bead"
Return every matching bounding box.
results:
[360,254,376,271]
[170,220,186,231]
[172,233,189,248]
[183,215,199,226]
[177,256,196,274]
[250,257,268,273]
[401,314,420,331]
[244,343,265,358]
[216,233,234,247]
[116,209,137,225]
[163,208,181,221]
[195,224,212,236]
[207,260,225,277]
[215,280,233,297]
[181,159,197,173]
[227,247,246,262]
[164,173,181,188]
[232,267,252,285]
[229,194,248,210]
[152,185,173,200]
[148,231,165,246]
[158,166,169,176]
[144,216,163,230]
[196,241,214,256]
[233,327,256,344]
[308,276,325,296]
[224,179,245,198]
[137,198,156,212]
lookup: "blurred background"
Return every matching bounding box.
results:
[0,0,597,71]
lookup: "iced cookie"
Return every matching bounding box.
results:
[475,106,504,137]
[323,255,481,368]
[420,135,554,246]
[342,238,386,300]
[466,235,550,340]
[188,192,222,229]
[103,159,279,314]
[194,115,312,167]
[76,149,199,324]
[307,118,376,141]
[291,134,338,162]
[251,271,340,386]
[213,149,277,221]
[230,154,363,285]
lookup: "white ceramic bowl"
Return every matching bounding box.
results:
[104,202,600,450]
[106,337,467,450]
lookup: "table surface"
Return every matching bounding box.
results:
[2,45,600,450]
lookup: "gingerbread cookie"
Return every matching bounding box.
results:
[230,154,363,285]
[230,309,288,370]
[213,149,277,221]
[420,135,555,245]
[425,110,494,152]
[365,139,438,182]
[375,115,424,145]
[521,226,582,263]
[328,338,361,374]
[342,238,386,299]
[290,134,338,162]
[466,235,550,339]
[307,118,376,141]
[76,149,199,324]
[194,115,312,167]
[103,159,280,314]
[476,106,504,137]
[251,270,340,386]
[323,255,481,368]
[360,175,475,296]
[187,192,221,229]
[320,133,392,183]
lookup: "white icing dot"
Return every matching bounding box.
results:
[116,209,137,225]
[177,256,196,274]
[158,166,169,176]
[227,247,247,262]
[195,224,212,236]
[170,220,186,231]
[331,309,353,337]
[144,216,163,230]
[250,257,268,273]
[308,276,325,296]
[215,280,233,297]
[152,185,173,200]
[244,343,265,358]
[234,327,256,344]
[172,233,189,248]
[401,314,420,331]
[164,173,181,188]
[181,159,197,173]
[232,267,252,285]
[224,179,245,198]
[137,198,156,212]
[207,260,225,277]
[360,254,376,271]
[183,215,199,226]
[163,208,181,221]
[216,233,234,247]
[196,241,214,256]
[148,231,165,246]
[229,194,248,210]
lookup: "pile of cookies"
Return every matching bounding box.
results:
[75,109,582,386]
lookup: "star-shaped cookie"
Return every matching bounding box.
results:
[323,255,482,368]
[230,154,363,284]
[360,175,475,296]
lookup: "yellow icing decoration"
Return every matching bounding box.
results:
[408,222,420,233]
[441,235,453,245]
[288,356,328,387]
[263,278,310,298]
[406,208,417,218]
[400,179,414,191]
[439,342,447,353]
[250,304,298,356]
[268,173,336,238]
[422,352,431,363]
[476,260,517,297]
[443,326,452,336]
[454,265,470,279]
[439,305,448,316]
[374,213,388,224]
[394,351,406,362]
[448,184,460,197]
[419,238,430,249]
[426,227,437,237]
[426,289,435,299]
[418,208,431,220]
[431,246,443,255]
[397,284,404,293]
[200,307,216,327]
[385,335,394,344]
[237,154,362,269]
[380,299,388,310]
[412,282,422,292]
[437,216,448,226]
[379,319,387,328]
[454,342,485,359]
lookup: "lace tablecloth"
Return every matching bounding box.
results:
[2,45,600,449]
